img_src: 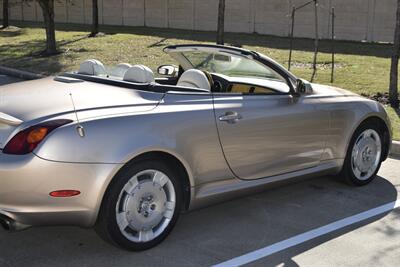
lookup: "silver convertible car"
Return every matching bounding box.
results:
[0,44,392,250]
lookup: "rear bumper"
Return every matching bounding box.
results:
[0,152,121,229]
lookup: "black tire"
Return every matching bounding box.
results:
[95,160,182,251]
[339,121,383,186]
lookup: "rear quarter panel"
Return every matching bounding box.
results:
[34,93,233,188]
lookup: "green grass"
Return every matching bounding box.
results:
[0,23,399,140]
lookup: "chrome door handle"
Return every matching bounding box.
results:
[219,111,242,124]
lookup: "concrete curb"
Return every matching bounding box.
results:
[390,140,400,157]
[0,65,44,80]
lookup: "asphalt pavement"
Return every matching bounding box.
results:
[0,74,399,267]
[0,157,398,267]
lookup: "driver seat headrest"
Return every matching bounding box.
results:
[123,65,155,83]
[78,59,106,76]
[177,69,211,91]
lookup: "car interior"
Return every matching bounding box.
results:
[73,59,288,95]
[76,59,212,92]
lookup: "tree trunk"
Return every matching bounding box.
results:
[389,0,400,108]
[217,0,225,45]
[2,0,9,28]
[38,0,57,55]
[90,0,99,37]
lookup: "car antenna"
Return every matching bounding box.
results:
[69,93,85,138]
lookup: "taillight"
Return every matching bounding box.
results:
[3,119,72,155]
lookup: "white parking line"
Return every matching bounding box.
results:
[213,200,400,267]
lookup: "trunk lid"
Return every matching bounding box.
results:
[0,77,163,148]
[0,113,23,149]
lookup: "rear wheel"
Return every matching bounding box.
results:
[96,160,182,251]
[340,121,383,186]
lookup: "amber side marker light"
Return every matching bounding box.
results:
[50,190,81,197]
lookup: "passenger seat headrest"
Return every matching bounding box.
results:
[123,65,155,83]
[110,63,132,78]
[177,69,211,91]
[78,59,106,75]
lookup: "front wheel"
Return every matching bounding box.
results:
[340,121,383,186]
[96,160,182,251]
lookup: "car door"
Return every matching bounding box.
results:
[213,92,329,180]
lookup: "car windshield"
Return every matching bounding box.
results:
[182,51,285,81]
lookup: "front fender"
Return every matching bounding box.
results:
[322,97,392,161]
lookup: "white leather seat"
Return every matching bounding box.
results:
[78,59,106,76]
[176,69,211,91]
[123,65,155,83]
[110,63,132,78]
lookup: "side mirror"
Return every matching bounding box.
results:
[295,79,313,95]
[157,65,178,77]
[296,79,306,94]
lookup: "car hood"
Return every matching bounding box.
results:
[0,76,163,148]
[310,83,359,97]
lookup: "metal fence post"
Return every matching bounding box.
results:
[331,7,335,83]
[311,0,319,82]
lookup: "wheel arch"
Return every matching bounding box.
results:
[125,151,192,211]
[96,150,193,225]
[345,115,391,162]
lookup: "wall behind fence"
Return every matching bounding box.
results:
[0,0,396,43]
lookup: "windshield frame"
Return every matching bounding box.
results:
[181,51,285,82]
[164,44,298,95]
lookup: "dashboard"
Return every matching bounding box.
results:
[211,73,289,95]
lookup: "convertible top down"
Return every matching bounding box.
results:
[0,44,392,250]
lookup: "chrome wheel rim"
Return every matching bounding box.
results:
[351,129,381,181]
[116,169,176,243]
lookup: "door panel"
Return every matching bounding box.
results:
[213,94,329,180]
